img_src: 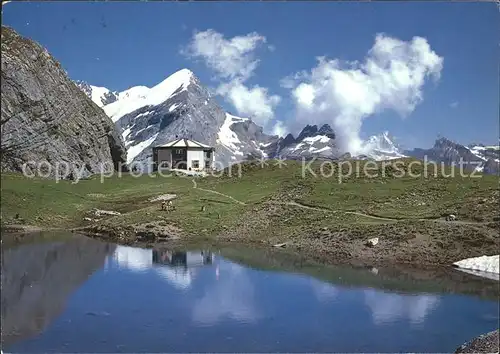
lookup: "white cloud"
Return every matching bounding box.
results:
[182,29,266,81]
[217,81,281,126]
[183,29,280,124]
[283,33,443,155]
[450,101,459,109]
[271,120,287,138]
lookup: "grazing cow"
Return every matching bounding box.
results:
[161,200,174,211]
[446,214,457,221]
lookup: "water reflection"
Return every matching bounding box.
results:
[364,289,440,325]
[3,241,498,353]
[1,234,115,347]
[111,245,215,290]
[309,279,339,303]
[111,245,259,324]
[192,262,260,326]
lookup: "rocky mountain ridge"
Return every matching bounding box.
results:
[77,70,409,169]
[77,69,499,175]
[1,26,127,179]
[404,137,500,175]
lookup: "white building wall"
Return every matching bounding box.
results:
[187,149,205,171]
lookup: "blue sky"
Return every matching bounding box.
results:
[3,1,499,149]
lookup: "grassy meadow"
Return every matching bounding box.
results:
[2,158,499,265]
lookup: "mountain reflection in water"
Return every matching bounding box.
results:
[2,233,498,353]
[1,234,116,348]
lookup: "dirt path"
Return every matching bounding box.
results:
[282,201,398,222]
[188,182,491,225]
[191,179,246,205]
[283,200,491,225]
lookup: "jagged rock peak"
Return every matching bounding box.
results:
[283,133,296,145]
[318,124,335,139]
[296,124,319,142]
[318,123,334,134]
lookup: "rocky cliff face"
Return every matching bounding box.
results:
[1,26,127,179]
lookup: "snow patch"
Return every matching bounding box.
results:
[121,127,132,141]
[466,146,488,161]
[217,113,248,157]
[314,146,332,153]
[453,255,499,276]
[303,135,331,144]
[169,103,180,112]
[127,133,159,164]
[128,124,155,138]
[135,111,153,119]
[293,135,331,151]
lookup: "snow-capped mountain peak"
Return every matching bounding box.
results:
[103,68,196,123]
[75,68,499,175]
[359,131,406,160]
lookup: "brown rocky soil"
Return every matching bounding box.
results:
[455,330,499,353]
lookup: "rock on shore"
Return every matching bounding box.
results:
[455,330,499,353]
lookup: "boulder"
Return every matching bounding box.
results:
[365,237,379,247]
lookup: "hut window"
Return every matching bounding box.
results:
[192,160,199,169]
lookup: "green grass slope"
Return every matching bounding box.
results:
[2,158,499,266]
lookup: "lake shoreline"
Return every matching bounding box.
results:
[4,222,499,275]
[3,227,500,302]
